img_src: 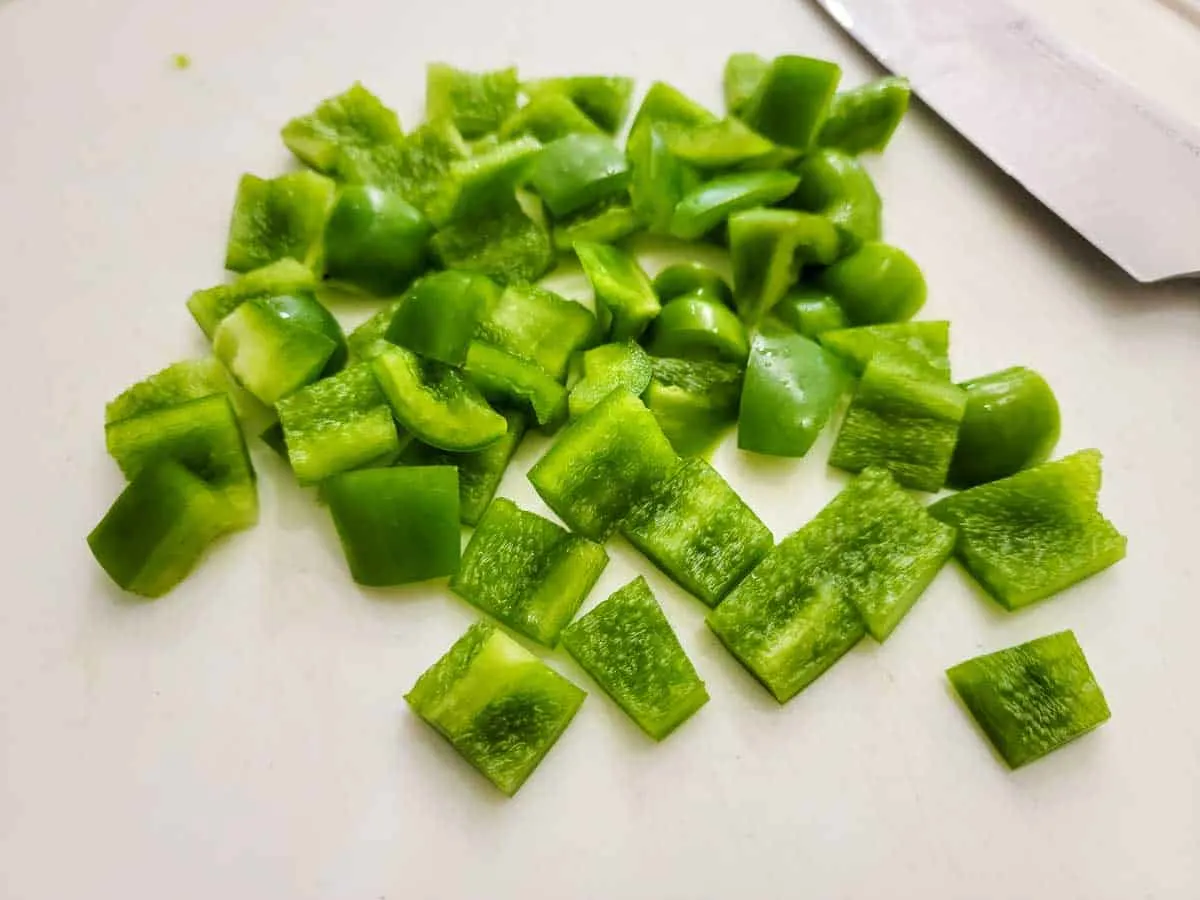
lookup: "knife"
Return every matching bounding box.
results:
[813,0,1200,282]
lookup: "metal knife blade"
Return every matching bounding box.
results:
[814,0,1200,282]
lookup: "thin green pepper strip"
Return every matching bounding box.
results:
[669,170,800,241]
[790,149,882,253]
[574,241,661,341]
[818,76,911,155]
[729,208,839,324]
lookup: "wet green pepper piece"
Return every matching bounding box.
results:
[771,286,849,338]
[426,137,543,226]
[643,357,742,457]
[947,630,1110,768]
[562,576,709,739]
[188,259,317,339]
[462,341,568,429]
[406,621,586,797]
[552,201,641,251]
[791,149,882,252]
[386,270,498,366]
[324,466,460,586]
[499,92,602,142]
[662,118,786,170]
[528,390,678,540]
[629,81,718,135]
[431,195,555,286]
[474,282,595,381]
[451,497,609,646]
[281,82,404,176]
[669,170,800,241]
[105,357,233,424]
[224,171,335,274]
[626,122,702,234]
[729,208,839,324]
[323,185,432,296]
[574,241,661,341]
[622,458,772,607]
[817,241,927,324]
[652,261,733,307]
[948,367,1061,488]
[341,119,469,216]
[742,55,841,150]
[818,76,911,155]
[529,134,629,218]
[830,355,967,491]
[346,299,403,364]
[568,341,653,419]
[819,320,951,378]
[929,450,1126,609]
[644,294,749,364]
[738,325,848,457]
[524,76,635,133]
[425,64,519,139]
[723,52,769,118]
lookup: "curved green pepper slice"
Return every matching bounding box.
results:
[524,76,635,133]
[323,185,432,296]
[771,286,848,338]
[791,149,882,252]
[819,76,911,155]
[187,259,317,339]
[817,241,927,324]
[723,52,769,118]
[528,134,629,218]
[463,341,568,429]
[670,170,800,241]
[729,208,839,324]
[386,270,497,366]
[575,241,661,341]
[652,261,733,307]
[644,294,749,364]
[741,55,841,150]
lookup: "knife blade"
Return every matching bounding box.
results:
[813,0,1200,282]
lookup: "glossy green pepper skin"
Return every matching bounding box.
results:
[644,294,750,364]
[643,358,743,457]
[948,367,1061,488]
[255,291,348,374]
[790,150,882,252]
[670,170,800,241]
[723,53,769,118]
[575,241,661,341]
[663,118,782,170]
[817,241,926,324]
[386,270,497,366]
[323,185,432,296]
[741,55,841,150]
[652,262,733,306]
[529,134,629,218]
[729,209,839,324]
[524,75,636,134]
[819,77,911,155]
[771,287,848,338]
[627,123,702,234]
[629,81,717,135]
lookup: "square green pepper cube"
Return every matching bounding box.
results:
[281,82,404,175]
[425,64,519,139]
[474,282,596,382]
[928,450,1127,609]
[340,118,470,217]
[224,171,335,274]
[829,354,967,492]
[406,621,586,796]
[621,458,772,607]
[561,576,708,740]
[742,55,842,150]
[104,357,232,424]
[324,466,460,586]
[451,498,608,646]
[528,390,679,540]
[528,134,630,219]
[386,270,498,367]
[430,196,556,287]
[947,630,1110,768]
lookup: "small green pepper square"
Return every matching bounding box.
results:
[281,82,404,175]
[224,171,335,274]
[425,64,519,139]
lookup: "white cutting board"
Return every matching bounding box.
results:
[2,1,1198,898]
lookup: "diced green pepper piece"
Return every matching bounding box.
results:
[341,119,469,216]
[322,185,432,296]
[791,149,882,252]
[386,270,498,366]
[426,64,519,139]
[662,118,787,170]
[574,241,661,341]
[742,55,841,150]
[643,357,742,457]
[528,390,678,540]
[431,195,555,286]
[949,367,1061,488]
[425,137,542,226]
[324,466,460,586]
[88,460,226,598]
[562,576,709,739]
[644,294,749,364]
[771,287,849,338]
[399,410,527,526]
[372,345,505,452]
[528,134,629,219]
[281,82,404,175]
[819,76,911,155]
[729,208,839,324]
[817,242,927,324]
[947,630,1110,768]
[568,341,653,419]
[830,355,967,491]
[724,52,769,117]
[621,458,772,606]
[500,93,602,143]
[669,169,800,241]
[224,171,335,274]
[105,357,232,424]
[462,341,567,429]
[524,76,635,133]
[552,201,641,251]
[451,498,608,646]
[474,282,595,381]
[929,450,1126,609]
[187,259,317,339]
[738,325,848,458]
[406,621,586,796]
[819,321,951,378]
[346,299,403,364]
[629,81,717,136]
[626,123,701,236]
[275,364,400,484]
[652,261,733,307]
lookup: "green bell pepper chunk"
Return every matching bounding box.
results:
[105,357,233,424]
[499,92,602,142]
[523,76,635,133]
[568,341,653,419]
[629,81,718,136]
[929,450,1126,610]
[948,366,1060,488]
[462,341,567,429]
[830,354,967,491]
[771,286,848,338]
[406,621,586,796]
[474,282,595,381]
[738,325,848,457]
[644,294,749,364]
[324,466,460,586]
[372,345,506,452]
[386,270,498,367]
[552,201,641,251]
[621,458,772,606]
[528,134,629,218]
[669,170,800,241]
[425,64,519,139]
[346,299,403,364]
[187,259,317,339]
[574,241,661,341]
[642,357,742,457]
[626,122,702,234]
[818,76,911,155]
[742,55,841,150]
[529,390,678,540]
[791,149,882,252]
[281,82,404,176]
[322,186,431,296]
[723,52,769,118]
[819,320,951,378]
[452,497,609,646]
[425,137,543,226]
[88,460,227,598]
[729,208,839,324]
[817,241,927,324]
[276,364,401,484]
[431,195,555,286]
[562,576,709,740]
[652,261,733,307]
[341,118,470,216]
[947,630,1111,768]
[224,171,335,274]
[662,117,788,171]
